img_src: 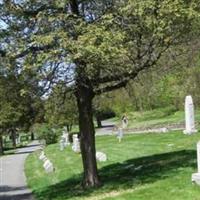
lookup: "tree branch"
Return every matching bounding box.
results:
[4,0,67,17]
[0,43,55,59]
[94,78,130,95]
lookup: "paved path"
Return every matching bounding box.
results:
[95,120,184,136]
[0,141,41,200]
[96,120,117,136]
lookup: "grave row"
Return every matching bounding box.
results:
[39,151,54,173]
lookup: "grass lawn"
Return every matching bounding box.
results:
[109,108,200,129]
[25,131,200,200]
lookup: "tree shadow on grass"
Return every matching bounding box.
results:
[35,150,196,200]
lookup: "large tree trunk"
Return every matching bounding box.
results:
[76,88,100,188]
[11,129,16,149]
[0,134,3,155]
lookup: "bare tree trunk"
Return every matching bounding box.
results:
[67,125,70,132]
[0,134,3,155]
[66,125,73,132]
[69,124,73,132]
[11,129,16,149]
[96,116,102,128]
[31,132,35,140]
[76,88,100,188]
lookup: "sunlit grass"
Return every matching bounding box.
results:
[25,130,200,200]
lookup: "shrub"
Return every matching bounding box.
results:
[33,123,60,145]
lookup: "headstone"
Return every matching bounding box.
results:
[63,133,70,147]
[183,95,197,135]
[72,134,78,143]
[192,141,200,184]
[39,151,46,161]
[61,127,70,146]
[72,135,80,153]
[161,127,169,133]
[43,159,54,173]
[43,159,51,168]
[96,151,107,162]
[59,138,65,151]
[15,137,20,145]
[63,126,68,132]
[117,128,123,142]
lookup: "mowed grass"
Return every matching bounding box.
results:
[109,108,200,129]
[25,131,200,200]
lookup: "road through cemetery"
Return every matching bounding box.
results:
[0,141,41,200]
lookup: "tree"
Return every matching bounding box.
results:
[0,56,44,153]
[45,84,78,131]
[0,0,199,187]
[0,74,23,152]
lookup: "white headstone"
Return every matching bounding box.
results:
[96,152,107,162]
[183,96,197,135]
[59,138,65,151]
[192,141,200,184]
[161,127,169,133]
[39,151,47,161]
[72,134,78,142]
[43,159,54,173]
[43,159,51,168]
[15,136,20,145]
[72,135,80,153]
[59,130,70,151]
[62,132,70,147]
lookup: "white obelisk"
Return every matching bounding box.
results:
[183,95,197,135]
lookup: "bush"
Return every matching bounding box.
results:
[33,123,60,145]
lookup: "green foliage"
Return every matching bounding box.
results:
[0,65,44,135]
[1,0,200,121]
[45,86,78,129]
[33,123,60,145]
[20,134,30,142]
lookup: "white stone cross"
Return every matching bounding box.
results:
[183,95,197,135]
[117,128,123,142]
